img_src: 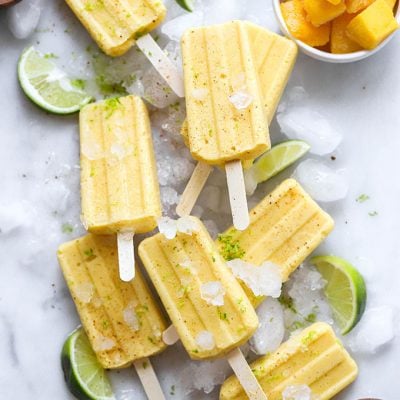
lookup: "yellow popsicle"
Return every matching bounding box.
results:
[64,0,166,57]
[216,179,334,307]
[138,217,259,360]
[58,234,167,369]
[220,322,358,400]
[80,95,161,236]
[180,24,298,145]
[181,21,270,166]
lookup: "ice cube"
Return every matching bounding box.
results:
[160,186,179,208]
[229,90,254,110]
[92,335,116,352]
[157,217,178,239]
[162,10,204,42]
[195,331,215,350]
[282,384,312,400]
[123,307,140,332]
[199,185,221,213]
[346,306,397,354]
[293,159,349,202]
[74,282,94,304]
[227,260,283,297]
[277,106,342,156]
[177,216,199,235]
[250,298,285,355]
[7,0,42,39]
[200,281,226,306]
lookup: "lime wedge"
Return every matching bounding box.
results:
[61,328,115,400]
[18,47,93,114]
[175,0,194,12]
[244,140,310,195]
[311,255,367,335]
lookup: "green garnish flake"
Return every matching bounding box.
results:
[356,194,370,203]
[278,295,297,313]
[136,304,149,317]
[305,313,317,323]
[84,248,95,258]
[237,298,247,313]
[147,336,156,344]
[103,97,122,118]
[301,330,317,346]
[217,233,245,261]
[96,75,127,97]
[368,211,378,217]
[218,308,229,322]
[62,223,74,234]
[142,361,148,369]
[71,79,86,91]
[44,53,58,59]
[102,320,109,329]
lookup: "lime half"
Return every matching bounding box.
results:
[175,0,194,12]
[244,140,310,195]
[311,255,367,335]
[18,47,93,114]
[61,328,115,400]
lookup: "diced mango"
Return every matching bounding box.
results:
[281,0,331,46]
[346,0,399,50]
[346,0,396,14]
[303,0,347,26]
[331,13,363,53]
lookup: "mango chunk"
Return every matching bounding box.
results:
[346,0,396,14]
[346,0,399,50]
[331,13,363,53]
[303,0,347,26]
[281,0,331,46]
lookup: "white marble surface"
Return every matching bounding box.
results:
[0,0,400,399]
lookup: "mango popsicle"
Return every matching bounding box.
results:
[139,217,267,400]
[80,95,161,281]
[181,21,271,230]
[217,179,334,307]
[177,24,298,223]
[64,0,184,96]
[58,234,168,399]
[220,322,358,400]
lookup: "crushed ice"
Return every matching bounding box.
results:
[282,384,312,400]
[200,281,226,306]
[93,334,116,352]
[123,304,140,332]
[229,90,254,110]
[293,159,349,202]
[250,298,285,355]
[346,306,397,354]
[157,216,178,239]
[195,331,215,351]
[227,259,283,297]
[74,282,94,304]
[177,216,199,235]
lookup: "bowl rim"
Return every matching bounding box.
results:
[272,0,400,63]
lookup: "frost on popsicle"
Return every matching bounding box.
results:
[74,282,94,303]
[227,259,283,297]
[195,331,216,351]
[282,384,312,400]
[200,281,226,306]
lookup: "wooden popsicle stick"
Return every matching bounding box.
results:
[117,232,135,282]
[136,34,185,98]
[225,160,250,231]
[176,161,213,217]
[162,325,180,345]
[226,348,267,400]
[133,358,166,400]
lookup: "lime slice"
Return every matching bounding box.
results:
[253,140,310,183]
[175,0,194,12]
[18,47,93,114]
[61,328,115,400]
[311,255,367,335]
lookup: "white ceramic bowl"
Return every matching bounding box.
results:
[272,0,400,63]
